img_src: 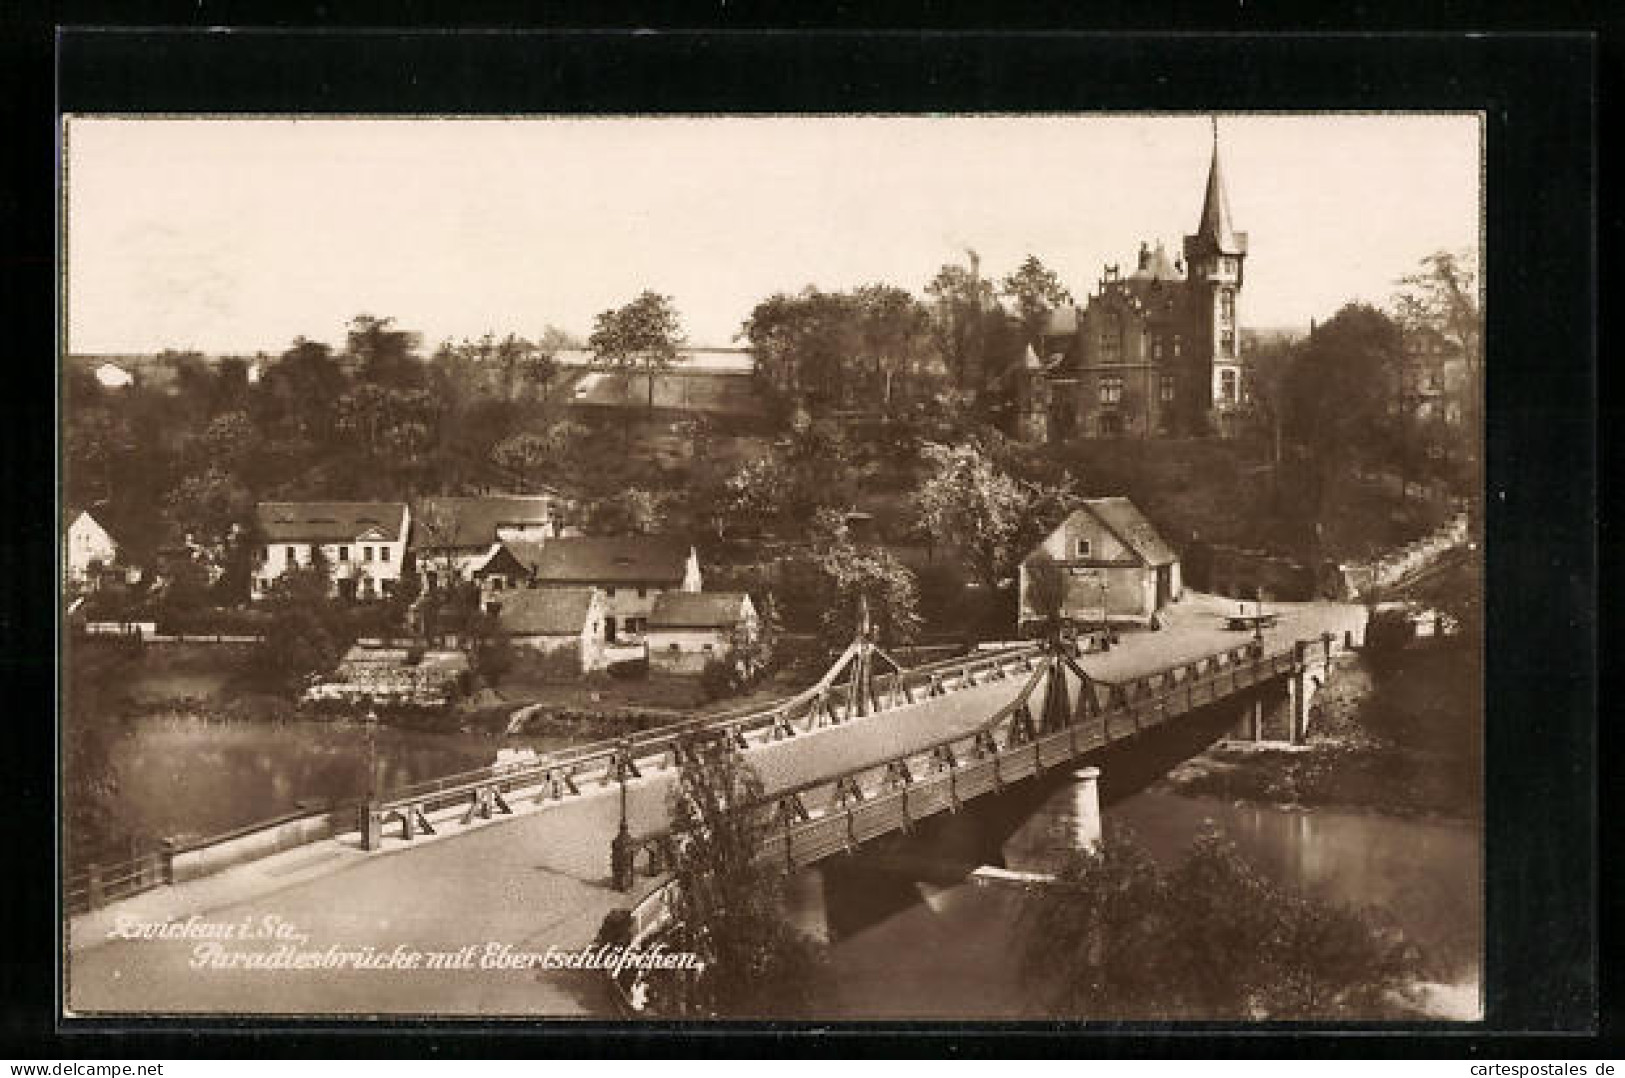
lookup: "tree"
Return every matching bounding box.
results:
[63,645,135,869]
[489,432,557,494]
[1022,828,1417,1020]
[914,439,1071,590]
[1023,550,1067,642]
[806,541,922,652]
[589,290,685,413]
[1001,254,1074,341]
[925,253,997,399]
[663,738,829,1016]
[1244,335,1298,487]
[164,465,253,546]
[257,338,344,444]
[589,488,666,536]
[255,555,347,691]
[698,456,789,544]
[63,406,134,505]
[1394,250,1483,511]
[1283,304,1405,560]
[346,314,424,388]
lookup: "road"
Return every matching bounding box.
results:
[66,591,1364,1017]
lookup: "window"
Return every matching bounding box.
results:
[259,547,268,563]
[669,643,680,652]
[337,546,349,561]
[286,545,297,563]
[1160,375,1176,402]
[1151,337,1163,360]
[1099,376,1124,404]
[637,587,647,599]
[1172,336,1182,358]
[1220,290,1235,326]
[1074,539,1092,558]
[1220,328,1235,356]
[703,643,715,652]
[1221,369,1238,402]
[606,587,617,597]
[380,546,391,563]
[1099,315,1122,364]
[363,546,374,562]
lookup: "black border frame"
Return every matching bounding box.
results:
[2,22,1604,1056]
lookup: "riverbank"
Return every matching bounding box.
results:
[1161,640,1482,821]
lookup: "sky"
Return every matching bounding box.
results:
[63,114,1480,356]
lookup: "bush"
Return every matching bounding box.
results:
[596,908,634,948]
[522,643,583,682]
[699,659,734,702]
[1021,828,1418,1020]
[608,657,648,680]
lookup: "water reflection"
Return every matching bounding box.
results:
[792,781,1482,1019]
[110,716,578,842]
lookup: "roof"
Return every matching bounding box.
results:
[415,495,560,549]
[63,506,113,539]
[496,587,599,636]
[256,502,408,543]
[510,536,692,584]
[649,591,753,630]
[1128,240,1182,283]
[1192,130,1246,254]
[1079,498,1180,567]
[1042,306,1082,337]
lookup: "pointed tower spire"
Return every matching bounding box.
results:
[1196,116,1239,252]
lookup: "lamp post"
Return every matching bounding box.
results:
[611,738,634,891]
[1098,575,1110,651]
[360,700,382,851]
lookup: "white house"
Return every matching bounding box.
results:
[252,502,412,601]
[494,586,607,674]
[62,508,119,591]
[412,494,566,592]
[646,591,758,675]
[512,537,702,643]
[1018,497,1183,629]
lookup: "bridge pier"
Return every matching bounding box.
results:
[1288,671,1306,745]
[1071,767,1103,852]
[361,801,383,851]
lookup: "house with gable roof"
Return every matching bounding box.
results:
[412,493,567,593]
[62,507,122,592]
[1018,497,1182,629]
[646,591,758,675]
[251,501,411,601]
[509,536,702,643]
[492,586,608,674]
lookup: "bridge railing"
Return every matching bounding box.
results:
[620,636,1322,885]
[368,644,1044,820]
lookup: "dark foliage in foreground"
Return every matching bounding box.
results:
[1020,828,1419,1020]
[660,739,831,1017]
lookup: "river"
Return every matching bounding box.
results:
[107,716,578,843]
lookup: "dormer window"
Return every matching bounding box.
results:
[1074,539,1092,558]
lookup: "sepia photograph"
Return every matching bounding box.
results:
[60,112,1485,1022]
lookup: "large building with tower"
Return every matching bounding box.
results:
[1016,127,1251,441]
